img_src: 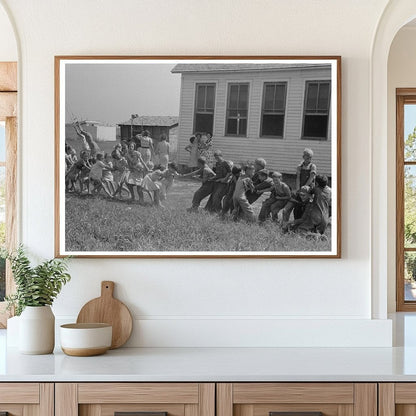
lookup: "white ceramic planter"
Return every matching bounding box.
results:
[19,306,55,354]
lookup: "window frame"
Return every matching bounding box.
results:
[225,81,250,137]
[260,81,288,138]
[0,62,18,327]
[193,82,217,135]
[396,89,416,311]
[301,80,331,141]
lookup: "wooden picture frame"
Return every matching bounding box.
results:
[55,56,341,258]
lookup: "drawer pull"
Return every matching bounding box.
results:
[115,413,168,416]
[270,413,323,416]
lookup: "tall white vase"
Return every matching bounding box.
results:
[19,306,55,354]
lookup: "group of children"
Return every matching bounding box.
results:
[186,147,332,235]
[65,122,177,207]
[65,121,331,234]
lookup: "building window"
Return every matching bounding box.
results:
[194,83,215,134]
[260,82,287,137]
[0,62,17,327]
[302,81,331,140]
[225,83,249,136]
[396,89,416,311]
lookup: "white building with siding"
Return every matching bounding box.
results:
[171,63,332,177]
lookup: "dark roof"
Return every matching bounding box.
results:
[118,116,178,127]
[171,63,331,73]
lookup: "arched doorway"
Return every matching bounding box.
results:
[371,1,416,318]
[388,23,416,313]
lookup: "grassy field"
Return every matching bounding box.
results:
[65,179,331,253]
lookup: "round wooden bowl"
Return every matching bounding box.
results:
[60,323,112,357]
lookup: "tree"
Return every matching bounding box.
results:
[404,127,416,280]
[405,126,416,160]
[405,127,416,244]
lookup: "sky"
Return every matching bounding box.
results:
[405,104,416,139]
[65,63,181,125]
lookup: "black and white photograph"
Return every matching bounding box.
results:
[55,57,341,257]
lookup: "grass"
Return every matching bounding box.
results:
[65,179,331,253]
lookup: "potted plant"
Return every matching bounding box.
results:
[5,246,71,354]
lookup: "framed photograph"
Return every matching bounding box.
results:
[55,56,341,258]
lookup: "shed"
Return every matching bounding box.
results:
[117,116,179,142]
[171,63,332,177]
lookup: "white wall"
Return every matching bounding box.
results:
[387,26,416,312]
[96,125,116,142]
[0,0,394,347]
[0,2,16,61]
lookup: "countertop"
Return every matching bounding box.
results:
[3,346,416,382]
[2,313,416,382]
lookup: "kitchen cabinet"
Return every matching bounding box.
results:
[217,383,377,416]
[379,383,416,416]
[54,382,378,416]
[0,383,53,415]
[55,383,215,416]
[7,380,416,416]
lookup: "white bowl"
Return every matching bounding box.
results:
[60,323,112,356]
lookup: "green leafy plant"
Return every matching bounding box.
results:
[4,246,71,316]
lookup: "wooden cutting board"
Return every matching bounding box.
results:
[76,281,133,349]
